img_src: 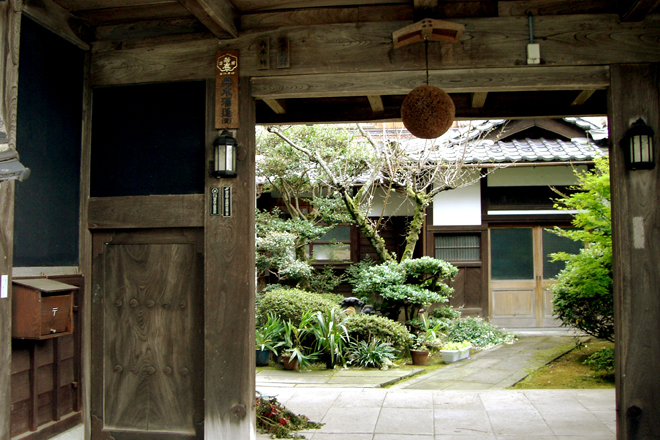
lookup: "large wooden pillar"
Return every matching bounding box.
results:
[204,75,256,438]
[609,63,660,439]
[0,1,20,438]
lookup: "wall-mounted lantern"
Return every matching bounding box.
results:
[621,118,655,170]
[213,130,237,178]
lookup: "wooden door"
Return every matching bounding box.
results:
[489,227,582,327]
[91,229,204,440]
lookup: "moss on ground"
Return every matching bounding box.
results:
[511,340,615,389]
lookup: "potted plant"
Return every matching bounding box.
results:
[280,312,319,370]
[256,313,284,366]
[439,340,472,364]
[311,308,350,369]
[409,316,443,366]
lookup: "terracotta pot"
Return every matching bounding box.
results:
[410,349,430,366]
[282,354,299,370]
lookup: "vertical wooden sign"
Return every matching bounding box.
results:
[215,50,239,129]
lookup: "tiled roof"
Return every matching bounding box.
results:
[405,118,608,164]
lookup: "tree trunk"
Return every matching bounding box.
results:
[401,192,428,262]
[341,189,392,263]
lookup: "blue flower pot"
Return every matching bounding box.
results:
[256,349,271,366]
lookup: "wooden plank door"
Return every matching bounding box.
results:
[91,229,204,440]
[489,227,581,328]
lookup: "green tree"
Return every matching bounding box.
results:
[550,157,613,341]
[262,123,494,263]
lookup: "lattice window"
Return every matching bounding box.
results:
[435,234,480,261]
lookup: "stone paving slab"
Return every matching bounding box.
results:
[257,366,424,388]
[255,388,615,439]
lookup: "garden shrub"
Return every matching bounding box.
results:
[344,314,411,351]
[584,346,615,373]
[349,257,457,322]
[347,339,396,369]
[257,288,340,325]
[444,316,515,349]
[430,305,462,320]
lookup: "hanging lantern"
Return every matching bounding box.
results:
[621,119,655,170]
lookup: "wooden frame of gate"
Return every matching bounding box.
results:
[0,1,659,439]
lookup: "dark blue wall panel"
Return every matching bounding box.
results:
[14,17,84,267]
[90,81,206,197]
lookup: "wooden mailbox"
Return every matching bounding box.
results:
[12,278,77,339]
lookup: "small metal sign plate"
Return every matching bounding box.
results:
[210,187,220,216]
[222,186,232,217]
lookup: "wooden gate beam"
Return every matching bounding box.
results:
[609,63,660,439]
[0,2,21,438]
[204,76,256,439]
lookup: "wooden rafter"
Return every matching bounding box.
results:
[24,0,92,50]
[177,0,238,38]
[367,95,385,113]
[571,89,596,106]
[619,0,660,21]
[263,99,286,115]
[471,92,488,108]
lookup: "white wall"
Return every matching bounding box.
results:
[433,184,482,226]
[368,187,415,217]
[487,165,587,187]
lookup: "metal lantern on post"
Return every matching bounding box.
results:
[213,129,237,178]
[621,118,655,170]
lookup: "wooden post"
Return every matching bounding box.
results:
[204,74,256,439]
[0,2,21,438]
[608,63,660,440]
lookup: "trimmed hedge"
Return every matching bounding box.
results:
[256,288,341,325]
[344,314,412,351]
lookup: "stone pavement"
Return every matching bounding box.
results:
[255,387,616,439]
[393,335,583,390]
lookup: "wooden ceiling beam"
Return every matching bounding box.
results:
[619,0,660,21]
[218,16,660,77]
[76,3,192,26]
[95,17,211,42]
[498,0,616,16]
[251,66,610,100]
[24,0,92,50]
[177,0,238,38]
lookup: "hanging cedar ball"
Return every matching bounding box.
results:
[401,85,455,139]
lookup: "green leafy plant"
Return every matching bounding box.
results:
[347,338,397,369]
[550,157,613,342]
[256,392,323,438]
[441,341,471,351]
[344,314,412,351]
[257,288,341,326]
[444,317,515,349]
[308,266,347,294]
[410,316,443,351]
[280,311,320,370]
[311,308,350,369]
[256,313,285,355]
